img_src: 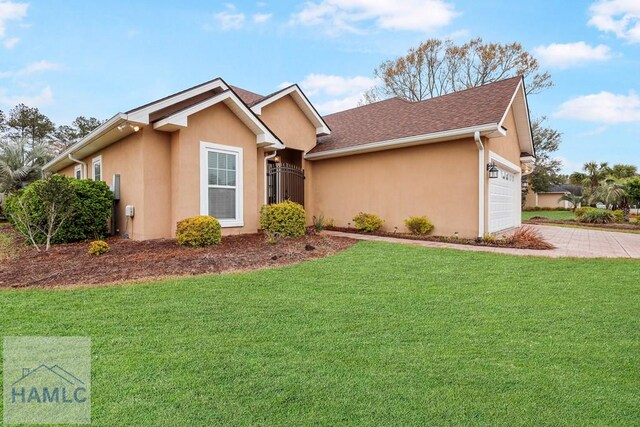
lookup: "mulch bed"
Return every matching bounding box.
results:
[525,217,640,231]
[0,233,355,289]
[325,226,554,250]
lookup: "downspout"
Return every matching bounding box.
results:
[474,131,485,238]
[264,151,277,205]
[68,154,87,179]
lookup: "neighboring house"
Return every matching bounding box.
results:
[43,76,535,239]
[525,184,583,209]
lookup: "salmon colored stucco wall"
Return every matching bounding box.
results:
[170,102,260,236]
[259,95,318,222]
[310,138,480,238]
[58,131,156,240]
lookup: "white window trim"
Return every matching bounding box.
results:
[91,155,103,181]
[74,164,82,179]
[200,141,244,228]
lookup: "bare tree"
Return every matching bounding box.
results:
[360,37,552,104]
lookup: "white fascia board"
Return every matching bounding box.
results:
[520,155,535,164]
[154,91,284,149]
[498,79,534,156]
[43,113,129,171]
[305,123,501,160]
[251,85,331,136]
[127,79,227,124]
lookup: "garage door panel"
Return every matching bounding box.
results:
[488,167,518,233]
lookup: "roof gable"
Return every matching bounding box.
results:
[250,85,331,136]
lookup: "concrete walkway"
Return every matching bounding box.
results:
[326,225,640,258]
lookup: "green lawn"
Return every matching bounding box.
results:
[522,210,576,221]
[1,242,639,425]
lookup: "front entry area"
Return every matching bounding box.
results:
[266,148,305,206]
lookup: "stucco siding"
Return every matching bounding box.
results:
[310,138,479,238]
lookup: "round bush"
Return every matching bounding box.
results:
[404,216,434,235]
[88,240,110,256]
[259,201,306,238]
[3,176,113,244]
[352,212,384,232]
[176,216,222,247]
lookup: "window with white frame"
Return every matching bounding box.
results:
[200,142,243,227]
[92,156,102,181]
[74,165,82,179]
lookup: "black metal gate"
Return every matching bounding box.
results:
[267,163,305,206]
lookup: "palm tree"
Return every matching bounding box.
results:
[558,193,583,211]
[591,182,630,217]
[0,138,52,193]
[583,161,610,193]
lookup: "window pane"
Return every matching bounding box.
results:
[218,169,227,186]
[217,153,226,169]
[208,169,218,186]
[227,171,236,186]
[208,152,217,169]
[94,163,101,181]
[208,188,235,219]
[226,153,235,171]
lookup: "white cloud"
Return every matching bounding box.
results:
[3,36,18,48]
[534,42,612,68]
[252,13,272,23]
[212,4,245,30]
[589,0,640,43]
[288,73,378,114]
[0,85,54,107]
[0,0,27,39]
[0,60,62,78]
[291,0,457,34]
[555,91,640,123]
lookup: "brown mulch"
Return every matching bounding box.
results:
[525,217,640,231]
[326,226,555,250]
[0,233,355,289]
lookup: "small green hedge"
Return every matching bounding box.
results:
[352,212,384,232]
[88,240,110,256]
[4,176,113,244]
[176,216,222,247]
[260,201,306,238]
[404,216,434,235]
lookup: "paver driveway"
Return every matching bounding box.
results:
[326,225,640,258]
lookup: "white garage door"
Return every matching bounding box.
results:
[488,166,518,233]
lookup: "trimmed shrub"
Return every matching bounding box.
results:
[577,209,615,224]
[612,210,625,223]
[352,212,384,232]
[176,216,222,247]
[574,207,593,219]
[260,201,306,238]
[404,216,434,235]
[88,240,110,256]
[4,176,113,244]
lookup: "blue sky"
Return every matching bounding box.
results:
[0,0,638,173]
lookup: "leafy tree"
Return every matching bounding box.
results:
[361,37,552,103]
[6,104,56,146]
[625,177,640,207]
[609,164,637,179]
[4,175,76,251]
[0,138,52,193]
[54,116,104,151]
[528,117,562,192]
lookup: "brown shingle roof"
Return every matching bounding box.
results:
[310,76,522,154]
[229,85,265,106]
